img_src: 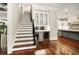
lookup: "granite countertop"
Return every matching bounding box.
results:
[58,28,79,32]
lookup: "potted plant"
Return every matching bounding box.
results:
[0,22,6,34]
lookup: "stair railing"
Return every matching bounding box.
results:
[30,6,36,45]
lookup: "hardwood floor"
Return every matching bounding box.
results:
[1,36,79,55]
[57,36,79,55]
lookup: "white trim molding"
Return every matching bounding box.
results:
[50,36,58,40]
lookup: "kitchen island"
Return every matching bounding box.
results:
[58,28,79,40]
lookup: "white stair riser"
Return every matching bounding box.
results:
[18,26,32,28]
[17,32,32,34]
[18,28,32,31]
[20,23,31,24]
[20,22,31,23]
[18,27,32,28]
[17,31,32,32]
[18,28,32,30]
[14,41,34,45]
[16,34,33,37]
[16,33,33,34]
[18,28,32,29]
[17,31,32,33]
[13,46,36,51]
[19,24,32,26]
[19,24,32,25]
[15,38,33,41]
[20,21,31,22]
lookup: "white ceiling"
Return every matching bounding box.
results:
[20,3,79,8]
[20,3,79,10]
[32,3,79,9]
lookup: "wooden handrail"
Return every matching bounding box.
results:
[30,6,36,45]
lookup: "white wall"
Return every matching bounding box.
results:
[57,4,79,22]
[7,3,20,54]
[50,9,58,40]
[22,5,31,12]
[56,4,79,29]
[32,4,58,40]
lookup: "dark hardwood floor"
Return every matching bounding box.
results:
[1,36,79,55]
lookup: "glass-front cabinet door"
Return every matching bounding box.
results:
[35,13,39,25]
[40,13,43,25]
[43,13,49,26]
[34,10,50,31]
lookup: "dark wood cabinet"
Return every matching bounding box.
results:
[35,31,49,41]
[43,32,49,40]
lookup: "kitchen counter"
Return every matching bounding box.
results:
[58,28,79,32]
[58,28,79,40]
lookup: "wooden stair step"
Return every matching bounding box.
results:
[17,31,32,34]
[18,27,32,28]
[17,30,32,32]
[13,45,36,51]
[16,34,33,37]
[18,29,32,30]
[18,26,32,27]
[15,40,33,43]
[15,37,33,41]
[14,41,34,45]
[16,36,33,38]
[12,48,36,55]
[13,44,34,48]
[17,33,32,35]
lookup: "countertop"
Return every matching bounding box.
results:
[58,28,79,32]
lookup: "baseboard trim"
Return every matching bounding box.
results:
[50,36,58,40]
[7,50,13,54]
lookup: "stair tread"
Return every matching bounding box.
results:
[16,34,33,36]
[19,24,32,26]
[16,36,33,38]
[17,31,32,33]
[18,27,32,29]
[18,26,32,27]
[18,28,32,29]
[15,38,33,41]
[19,23,32,25]
[15,40,33,43]
[18,29,32,30]
[17,29,32,32]
[16,32,33,34]
[16,34,33,37]
[17,33,33,35]
[19,22,32,25]
[17,30,32,31]
[13,45,36,51]
[18,26,32,28]
[13,44,34,48]
[14,41,34,45]
[16,35,33,37]
[18,28,32,30]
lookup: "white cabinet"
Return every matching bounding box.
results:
[57,17,69,29]
[34,10,50,31]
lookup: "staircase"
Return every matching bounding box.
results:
[12,11,36,52]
